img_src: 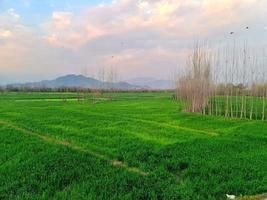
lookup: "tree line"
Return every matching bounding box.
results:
[176,42,267,121]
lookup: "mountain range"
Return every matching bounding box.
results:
[125,77,173,89]
[6,74,173,90]
[7,74,139,90]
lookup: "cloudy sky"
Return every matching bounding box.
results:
[0,0,267,84]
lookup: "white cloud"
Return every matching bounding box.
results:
[0,0,267,83]
[44,11,106,48]
[6,8,20,21]
[51,12,73,30]
[44,0,267,49]
[0,30,12,38]
[0,9,79,83]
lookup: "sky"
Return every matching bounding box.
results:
[0,0,267,84]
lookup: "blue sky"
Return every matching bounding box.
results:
[0,0,110,26]
[0,0,267,84]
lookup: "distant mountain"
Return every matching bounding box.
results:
[7,74,141,90]
[126,77,174,90]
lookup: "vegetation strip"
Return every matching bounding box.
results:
[0,120,149,176]
[127,117,219,136]
[60,109,219,136]
[52,108,220,137]
[237,193,267,200]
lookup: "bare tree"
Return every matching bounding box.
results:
[176,40,267,122]
[107,66,119,100]
[176,43,213,113]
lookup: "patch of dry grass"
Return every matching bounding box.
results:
[237,193,267,200]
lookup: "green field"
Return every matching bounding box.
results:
[1,92,267,200]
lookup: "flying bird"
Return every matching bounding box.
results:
[246,26,249,29]
[230,32,234,34]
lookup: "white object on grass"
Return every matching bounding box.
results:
[226,194,236,199]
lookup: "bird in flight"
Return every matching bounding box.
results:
[230,32,234,34]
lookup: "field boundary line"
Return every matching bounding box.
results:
[57,109,219,136]
[0,120,149,176]
[126,117,219,136]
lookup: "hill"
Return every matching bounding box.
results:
[126,77,173,89]
[7,74,141,90]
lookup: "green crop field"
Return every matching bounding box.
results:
[0,92,267,200]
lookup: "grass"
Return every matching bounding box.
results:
[206,96,267,120]
[0,92,267,199]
